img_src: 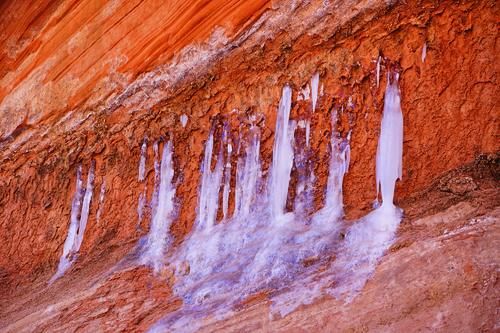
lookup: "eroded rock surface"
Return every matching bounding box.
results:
[0,0,498,331]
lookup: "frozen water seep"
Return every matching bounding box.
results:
[233,127,261,218]
[196,129,224,231]
[272,72,403,315]
[421,42,427,63]
[269,85,295,222]
[180,114,188,128]
[140,141,177,273]
[376,72,403,209]
[313,110,350,224]
[328,73,402,299]
[50,162,95,283]
[138,138,147,182]
[376,56,381,88]
[222,126,232,220]
[306,73,320,147]
[149,75,404,331]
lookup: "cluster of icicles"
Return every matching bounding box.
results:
[52,72,404,332]
[49,161,104,283]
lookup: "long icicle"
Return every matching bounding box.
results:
[269,85,294,221]
[141,141,176,273]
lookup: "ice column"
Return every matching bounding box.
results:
[376,56,381,88]
[269,85,294,221]
[197,130,224,230]
[376,73,403,208]
[50,163,95,283]
[306,73,320,147]
[324,119,350,218]
[74,161,95,251]
[138,138,147,182]
[233,127,261,219]
[421,43,427,63]
[141,141,176,273]
[222,126,232,220]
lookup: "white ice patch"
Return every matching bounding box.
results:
[376,72,403,207]
[149,77,404,331]
[313,113,350,225]
[50,162,95,283]
[138,138,147,182]
[269,85,294,221]
[222,128,232,220]
[180,114,188,128]
[421,42,427,63]
[305,120,311,147]
[197,130,224,231]
[376,55,381,88]
[140,141,176,273]
[233,128,261,219]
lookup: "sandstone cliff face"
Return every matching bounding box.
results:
[0,0,498,331]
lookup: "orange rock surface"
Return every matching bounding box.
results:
[0,0,498,331]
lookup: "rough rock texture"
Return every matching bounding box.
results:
[0,0,498,331]
[1,157,498,332]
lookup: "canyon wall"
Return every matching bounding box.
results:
[0,0,498,293]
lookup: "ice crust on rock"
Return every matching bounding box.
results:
[50,162,95,283]
[148,75,404,331]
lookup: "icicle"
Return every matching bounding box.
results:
[138,138,147,182]
[376,56,381,88]
[269,85,294,221]
[319,111,350,220]
[74,161,95,251]
[328,72,404,302]
[197,132,213,229]
[96,179,106,223]
[376,73,403,208]
[50,163,94,283]
[421,43,427,63]
[206,146,224,229]
[311,73,319,112]
[180,114,188,128]
[234,128,261,218]
[222,142,232,220]
[141,141,176,273]
[197,130,224,230]
[147,78,406,329]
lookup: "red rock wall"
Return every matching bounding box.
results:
[0,0,497,287]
